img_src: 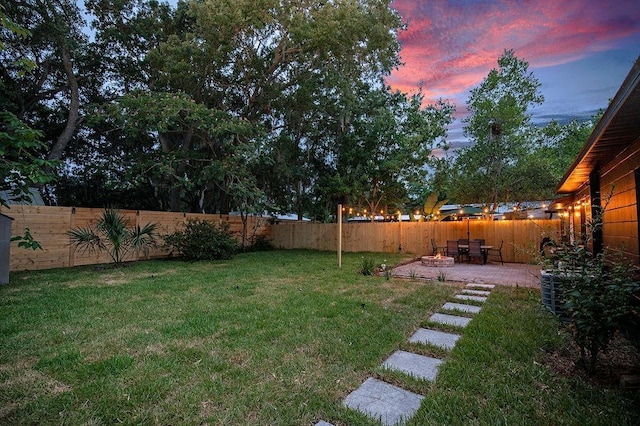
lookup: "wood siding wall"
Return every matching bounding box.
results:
[600,136,640,263]
[0,206,270,271]
[270,219,562,264]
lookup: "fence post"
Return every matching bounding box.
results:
[68,207,76,268]
[338,204,342,268]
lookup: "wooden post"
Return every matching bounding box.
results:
[338,204,342,268]
[69,207,76,268]
[398,211,402,253]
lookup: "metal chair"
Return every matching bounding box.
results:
[488,240,504,265]
[446,240,459,262]
[457,238,469,261]
[467,240,484,264]
[431,238,439,256]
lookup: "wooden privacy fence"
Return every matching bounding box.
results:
[270,219,563,264]
[1,205,269,272]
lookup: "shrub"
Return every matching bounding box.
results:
[247,234,274,252]
[164,219,238,261]
[560,250,639,371]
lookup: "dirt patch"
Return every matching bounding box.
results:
[542,332,640,388]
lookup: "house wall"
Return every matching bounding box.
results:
[599,136,640,263]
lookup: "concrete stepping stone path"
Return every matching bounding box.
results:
[455,294,487,302]
[343,377,424,426]
[466,283,495,290]
[442,301,482,314]
[336,284,494,426]
[409,328,461,350]
[429,312,472,327]
[461,289,491,296]
[381,350,443,381]
[314,421,334,426]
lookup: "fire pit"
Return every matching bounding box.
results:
[421,254,455,267]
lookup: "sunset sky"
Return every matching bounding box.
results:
[388,0,640,148]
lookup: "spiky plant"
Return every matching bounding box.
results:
[68,208,158,266]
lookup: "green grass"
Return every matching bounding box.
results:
[0,250,637,425]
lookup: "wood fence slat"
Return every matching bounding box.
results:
[270,219,563,264]
[1,206,269,272]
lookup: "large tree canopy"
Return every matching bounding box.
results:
[6,2,584,222]
[447,50,594,212]
[76,0,412,215]
[449,50,547,211]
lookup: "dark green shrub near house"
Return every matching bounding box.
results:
[557,248,640,371]
[164,219,238,261]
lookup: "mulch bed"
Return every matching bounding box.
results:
[542,331,640,389]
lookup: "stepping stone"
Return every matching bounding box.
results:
[461,289,491,296]
[442,302,481,314]
[466,283,494,290]
[429,312,472,327]
[409,328,461,350]
[455,294,487,302]
[315,421,334,426]
[343,377,424,426]
[381,350,443,381]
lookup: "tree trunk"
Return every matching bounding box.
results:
[47,47,80,161]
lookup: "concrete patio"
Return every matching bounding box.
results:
[390,259,541,287]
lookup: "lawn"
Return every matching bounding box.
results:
[1,250,638,425]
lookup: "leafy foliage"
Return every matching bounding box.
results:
[558,248,639,372]
[9,227,42,250]
[163,219,238,261]
[423,192,448,220]
[545,193,640,372]
[68,208,158,266]
[450,50,546,209]
[0,112,57,207]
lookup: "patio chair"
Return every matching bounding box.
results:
[488,240,504,265]
[467,240,483,264]
[457,238,469,261]
[431,238,439,256]
[446,240,459,262]
[473,238,485,245]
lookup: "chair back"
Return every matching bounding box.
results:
[473,238,485,245]
[468,240,482,257]
[446,240,458,257]
[431,238,438,254]
[458,239,468,245]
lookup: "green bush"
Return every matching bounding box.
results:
[248,234,275,252]
[164,219,238,261]
[559,250,639,371]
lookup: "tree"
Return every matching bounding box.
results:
[538,117,598,183]
[0,0,88,164]
[449,50,546,211]
[1,6,59,249]
[84,0,404,215]
[324,86,454,221]
[0,112,57,207]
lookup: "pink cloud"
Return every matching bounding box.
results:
[388,0,640,105]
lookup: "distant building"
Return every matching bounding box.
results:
[0,188,45,206]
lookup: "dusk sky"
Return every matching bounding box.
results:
[387,0,640,149]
